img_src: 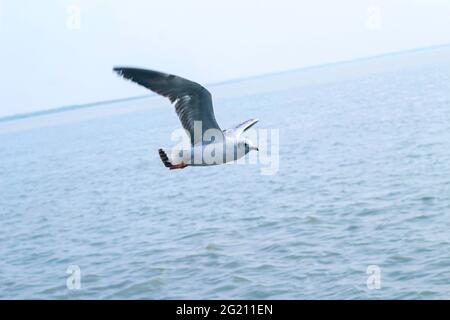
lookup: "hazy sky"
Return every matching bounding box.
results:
[1,0,450,117]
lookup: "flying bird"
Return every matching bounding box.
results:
[113,67,259,170]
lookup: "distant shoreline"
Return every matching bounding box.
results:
[1,42,449,123]
[0,95,151,123]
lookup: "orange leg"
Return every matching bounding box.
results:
[169,162,187,170]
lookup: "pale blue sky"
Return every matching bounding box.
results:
[0,0,450,117]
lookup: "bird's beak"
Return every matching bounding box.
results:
[253,146,259,151]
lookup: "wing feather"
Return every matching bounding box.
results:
[227,118,259,137]
[113,67,222,145]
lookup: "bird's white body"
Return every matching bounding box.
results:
[169,134,255,166]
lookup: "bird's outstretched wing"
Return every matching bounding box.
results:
[113,67,222,145]
[226,118,259,137]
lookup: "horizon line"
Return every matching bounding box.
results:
[1,42,450,123]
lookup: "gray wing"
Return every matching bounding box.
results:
[226,118,259,137]
[113,67,222,145]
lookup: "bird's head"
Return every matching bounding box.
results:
[240,138,259,153]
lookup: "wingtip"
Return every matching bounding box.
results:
[113,67,124,75]
[158,148,173,168]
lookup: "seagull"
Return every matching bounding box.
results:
[113,67,259,170]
